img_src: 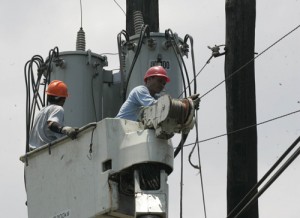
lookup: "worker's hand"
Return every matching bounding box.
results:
[61,126,78,139]
[188,94,200,110]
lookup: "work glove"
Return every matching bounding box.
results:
[61,126,78,139]
[189,94,200,110]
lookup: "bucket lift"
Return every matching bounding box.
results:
[22,12,197,216]
[21,94,197,218]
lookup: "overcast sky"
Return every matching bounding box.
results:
[1,0,300,217]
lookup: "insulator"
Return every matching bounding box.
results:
[76,27,86,51]
[133,11,144,35]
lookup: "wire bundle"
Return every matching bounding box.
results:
[24,47,60,153]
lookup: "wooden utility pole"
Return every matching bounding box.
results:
[225,0,259,217]
[126,0,159,37]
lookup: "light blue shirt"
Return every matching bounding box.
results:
[116,85,157,121]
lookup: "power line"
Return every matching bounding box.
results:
[113,0,126,16]
[182,109,300,148]
[178,55,211,98]
[199,24,300,100]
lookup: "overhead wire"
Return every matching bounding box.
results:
[169,23,300,218]
[175,24,300,148]
[174,24,300,215]
[179,25,300,154]
[227,136,300,218]
[182,108,300,148]
[178,58,209,97]
[113,0,126,16]
[178,24,300,101]
[199,24,300,100]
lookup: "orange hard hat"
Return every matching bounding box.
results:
[46,80,69,97]
[144,66,170,83]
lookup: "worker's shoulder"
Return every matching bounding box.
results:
[129,85,148,94]
[133,85,146,90]
[46,104,64,113]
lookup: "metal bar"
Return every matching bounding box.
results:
[20,122,97,162]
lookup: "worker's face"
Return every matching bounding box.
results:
[57,97,66,106]
[146,76,167,96]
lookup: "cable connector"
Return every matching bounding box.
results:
[206,44,227,63]
[208,44,226,57]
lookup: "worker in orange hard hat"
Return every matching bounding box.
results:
[29,80,78,149]
[116,66,171,121]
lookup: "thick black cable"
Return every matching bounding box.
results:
[24,47,60,153]
[174,39,192,97]
[184,34,197,94]
[165,29,189,98]
[174,133,189,158]
[178,51,192,97]
[24,55,45,153]
[180,133,184,218]
[124,25,149,101]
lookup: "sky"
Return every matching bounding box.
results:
[1,0,300,217]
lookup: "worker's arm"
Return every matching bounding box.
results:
[134,86,157,107]
[48,121,78,139]
[48,121,63,133]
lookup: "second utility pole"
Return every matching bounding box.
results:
[225,0,259,217]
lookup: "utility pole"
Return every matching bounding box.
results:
[126,0,159,37]
[225,0,259,218]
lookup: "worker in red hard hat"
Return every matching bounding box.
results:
[29,80,78,149]
[116,66,170,121]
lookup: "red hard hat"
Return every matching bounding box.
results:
[46,80,69,97]
[144,66,170,83]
